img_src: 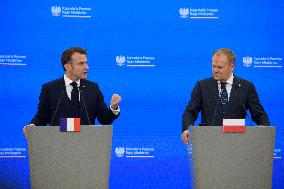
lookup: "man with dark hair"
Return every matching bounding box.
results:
[181,48,270,144]
[26,47,121,130]
[61,47,88,71]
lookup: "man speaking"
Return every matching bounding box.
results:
[181,48,270,144]
[26,47,121,130]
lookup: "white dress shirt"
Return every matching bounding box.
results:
[63,74,120,115]
[217,74,234,101]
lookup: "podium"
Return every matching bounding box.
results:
[188,126,275,189]
[27,125,113,189]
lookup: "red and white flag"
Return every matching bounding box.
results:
[223,119,245,133]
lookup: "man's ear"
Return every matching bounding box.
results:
[64,63,70,71]
[230,64,235,72]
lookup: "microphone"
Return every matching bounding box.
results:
[78,85,91,125]
[50,88,65,126]
[233,83,253,126]
[211,89,220,126]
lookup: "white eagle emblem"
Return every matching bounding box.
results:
[51,6,61,16]
[243,56,253,67]
[115,147,125,157]
[179,8,189,18]
[116,55,126,66]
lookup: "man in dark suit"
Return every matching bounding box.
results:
[181,48,270,144]
[26,47,121,130]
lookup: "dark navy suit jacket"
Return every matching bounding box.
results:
[182,76,270,132]
[30,77,119,126]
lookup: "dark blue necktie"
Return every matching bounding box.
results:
[71,82,80,117]
[220,82,228,116]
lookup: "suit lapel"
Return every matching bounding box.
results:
[58,77,72,117]
[224,77,240,116]
[210,79,223,117]
[79,79,87,119]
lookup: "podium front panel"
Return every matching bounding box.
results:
[189,126,275,189]
[27,125,112,189]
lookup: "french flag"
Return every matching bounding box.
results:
[60,118,81,132]
[223,119,246,133]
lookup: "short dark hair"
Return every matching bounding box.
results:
[61,47,87,71]
[213,48,236,66]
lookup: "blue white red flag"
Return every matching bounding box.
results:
[60,118,80,132]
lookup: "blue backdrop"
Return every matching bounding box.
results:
[0,0,283,188]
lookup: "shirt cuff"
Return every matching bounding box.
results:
[110,105,120,115]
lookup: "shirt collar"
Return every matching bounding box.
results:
[64,74,80,87]
[218,74,234,85]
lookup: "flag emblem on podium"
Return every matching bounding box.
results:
[60,118,80,132]
[223,119,246,133]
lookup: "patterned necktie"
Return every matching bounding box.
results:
[71,82,80,117]
[220,82,228,116]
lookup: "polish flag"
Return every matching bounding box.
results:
[223,119,245,133]
[60,118,81,132]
